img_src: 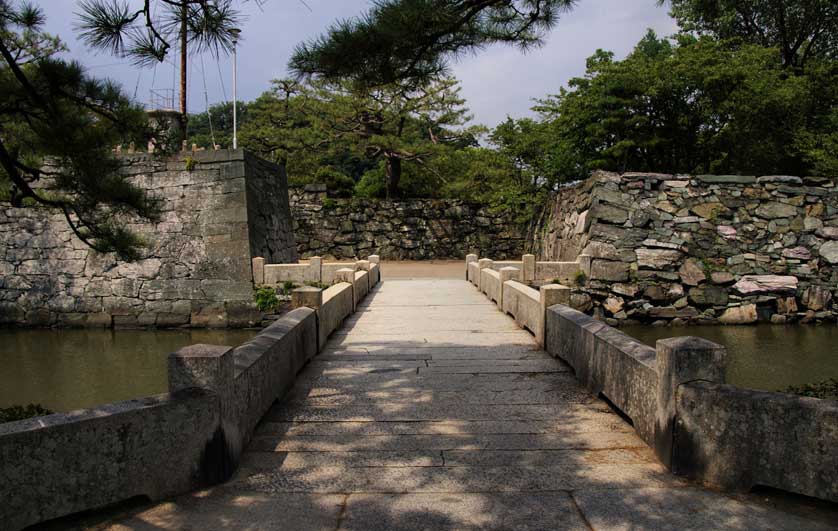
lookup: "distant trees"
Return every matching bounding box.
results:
[521,30,837,179]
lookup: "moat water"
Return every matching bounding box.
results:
[0,328,257,412]
[1,325,836,413]
[622,324,838,392]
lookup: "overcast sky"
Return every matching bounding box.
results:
[41,0,677,127]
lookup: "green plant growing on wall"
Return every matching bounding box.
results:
[322,198,337,210]
[305,280,329,289]
[281,280,298,296]
[254,287,279,312]
[574,271,587,286]
[184,156,197,172]
[0,404,53,424]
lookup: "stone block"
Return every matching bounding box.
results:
[654,336,726,468]
[718,304,758,324]
[732,275,798,295]
[252,257,265,284]
[636,248,682,270]
[291,287,323,310]
[589,260,628,282]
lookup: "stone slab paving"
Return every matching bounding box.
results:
[109,279,836,531]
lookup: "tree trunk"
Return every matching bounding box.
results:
[179,1,188,134]
[385,156,401,199]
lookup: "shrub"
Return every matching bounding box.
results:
[281,280,298,296]
[305,280,329,289]
[574,271,587,286]
[254,287,280,312]
[0,404,53,424]
[782,379,838,400]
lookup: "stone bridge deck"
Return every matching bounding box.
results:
[111,279,832,530]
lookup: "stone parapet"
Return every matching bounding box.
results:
[0,261,381,529]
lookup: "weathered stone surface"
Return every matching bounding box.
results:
[689,286,729,306]
[678,259,706,286]
[290,188,524,260]
[820,241,838,264]
[733,275,798,295]
[603,297,624,314]
[801,286,833,311]
[782,246,812,260]
[755,201,798,219]
[590,202,629,224]
[815,227,838,240]
[691,202,728,219]
[0,150,295,328]
[636,248,682,269]
[590,260,629,281]
[757,175,803,185]
[718,304,758,324]
[710,271,735,285]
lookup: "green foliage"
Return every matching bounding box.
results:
[290,0,576,89]
[314,167,355,197]
[321,198,337,210]
[0,1,161,260]
[305,281,329,289]
[254,287,279,312]
[531,30,838,178]
[782,379,838,400]
[0,404,53,424]
[281,280,298,295]
[184,156,196,172]
[662,0,838,70]
[188,101,249,149]
[574,271,587,286]
[77,0,242,67]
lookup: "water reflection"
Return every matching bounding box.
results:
[621,324,838,392]
[0,328,257,412]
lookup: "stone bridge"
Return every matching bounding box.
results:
[107,275,831,530]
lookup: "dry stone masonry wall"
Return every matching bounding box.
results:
[0,150,297,328]
[535,172,838,326]
[289,185,526,260]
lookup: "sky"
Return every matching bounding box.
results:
[41,0,678,128]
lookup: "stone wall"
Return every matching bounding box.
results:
[533,172,838,325]
[289,185,526,260]
[0,149,297,328]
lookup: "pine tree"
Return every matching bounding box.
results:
[290,0,577,89]
[0,0,160,260]
[77,0,242,126]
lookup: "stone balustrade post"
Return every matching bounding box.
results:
[336,268,356,312]
[539,284,571,347]
[357,260,371,271]
[654,337,726,469]
[252,257,265,285]
[167,344,239,482]
[466,254,478,280]
[498,266,520,309]
[522,254,535,283]
[477,258,493,290]
[308,256,323,283]
[368,255,380,265]
[291,287,323,310]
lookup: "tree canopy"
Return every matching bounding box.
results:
[661,0,838,70]
[290,0,577,89]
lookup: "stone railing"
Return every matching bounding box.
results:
[252,254,380,287]
[0,267,381,531]
[466,255,838,503]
